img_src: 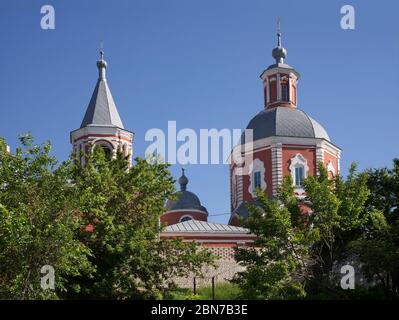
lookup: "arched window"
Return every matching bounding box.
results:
[248,158,266,198]
[294,166,304,186]
[269,76,277,102]
[100,145,112,159]
[289,154,309,190]
[253,171,262,190]
[179,215,193,223]
[93,140,114,160]
[281,83,289,101]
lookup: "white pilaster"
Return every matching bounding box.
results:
[316,142,324,175]
[271,143,283,197]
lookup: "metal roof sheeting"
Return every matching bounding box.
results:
[241,106,330,143]
[163,220,250,234]
[80,79,124,129]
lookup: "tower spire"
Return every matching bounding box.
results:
[97,43,107,80]
[277,16,281,47]
[272,17,287,64]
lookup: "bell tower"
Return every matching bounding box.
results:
[229,20,341,226]
[261,18,300,110]
[70,50,134,165]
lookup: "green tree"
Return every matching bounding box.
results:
[350,159,399,297]
[232,178,317,299]
[233,162,374,299]
[65,146,213,299]
[0,135,93,299]
[303,162,370,295]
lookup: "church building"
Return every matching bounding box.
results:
[70,25,341,281]
[229,25,341,225]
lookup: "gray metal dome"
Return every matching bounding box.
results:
[165,169,208,214]
[165,191,208,213]
[241,107,330,144]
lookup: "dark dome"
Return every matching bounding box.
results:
[165,191,208,213]
[241,106,330,144]
[165,169,208,214]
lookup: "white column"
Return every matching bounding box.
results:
[276,73,281,101]
[316,142,324,175]
[266,78,270,104]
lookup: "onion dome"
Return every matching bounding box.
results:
[165,169,208,214]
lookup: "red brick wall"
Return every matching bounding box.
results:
[282,146,317,177]
[161,210,207,226]
[240,148,273,201]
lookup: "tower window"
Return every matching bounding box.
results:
[100,146,112,160]
[180,215,193,222]
[294,166,304,187]
[269,78,277,102]
[253,171,261,190]
[281,83,289,101]
[94,141,114,160]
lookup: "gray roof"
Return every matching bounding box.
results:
[165,191,208,213]
[241,106,330,144]
[265,62,295,72]
[165,170,208,213]
[163,219,250,234]
[80,57,124,129]
[233,199,261,220]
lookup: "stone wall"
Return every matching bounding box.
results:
[174,246,245,289]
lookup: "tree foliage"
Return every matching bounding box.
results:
[350,159,399,297]
[232,177,317,299]
[303,162,371,294]
[0,135,213,299]
[0,135,93,299]
[234,161,398,299]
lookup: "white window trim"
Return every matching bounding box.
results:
[327,160,336,176]
[179,215,194,222]
[248,158,266,198]
[289,153,309,194]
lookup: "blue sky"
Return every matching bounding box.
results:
[0,0,398,223]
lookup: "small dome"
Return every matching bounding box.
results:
[241,107,330,144]
[178,174,188,190]
[165,190,208,213]
[272,46,287,63]
[165,169,208,214]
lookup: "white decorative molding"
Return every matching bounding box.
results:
[179,215,194,222]
[316,142,324,175]
[231,168,237,208]
[289,153,309,197]
[327,160,336,176]
[248,158,266,198]
[164,209,208,215]
[271,143,283,197]
[230,136,341,162]
[237,174,243,203]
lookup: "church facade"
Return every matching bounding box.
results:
[70,27,340,268]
